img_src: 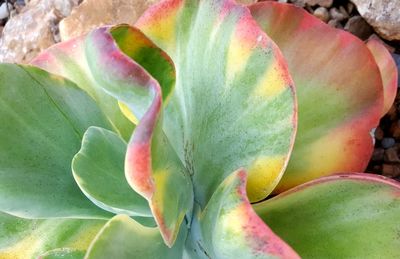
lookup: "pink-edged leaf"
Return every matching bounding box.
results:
[136,0,296,203]
[250,2,384,192]
[254,173,400,258]
[366,37,398,116]
[187,169,299,258]
[31,36,134,141]
[84,26,193,247]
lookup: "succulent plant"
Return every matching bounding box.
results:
[0,0,399,258]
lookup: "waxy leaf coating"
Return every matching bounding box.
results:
[85,26,193,246]
[250,2,384,192]
[0,212,105,259]
[254,173,400,258]
[72,126,151,217]
[0,64,112,219]
[32,37,134,141]
[85,215,186,259]
[366,37,398,116]
[136,0,296,203]
[187,169,299,258]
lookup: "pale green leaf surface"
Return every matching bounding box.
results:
[85,214,185,259]
[136,0,296,204]
[0,212,105,259]
[254,174,400,258]
[186,169,299,259]
[84,26,193,246]
[72,126,151,217]
[0,64,112,219]
[32,37,134,141]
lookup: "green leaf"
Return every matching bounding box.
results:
[38,249,85,259]
[187,169,299,258]
[254,173,400,258]
[85,214,186,259]
[72,126,151,217]
[249,2,384,192]
[31,36,134,141]
[0,212,105,259]
[0,64,112,219]
[84,26,193,246]
[136,0,296,204]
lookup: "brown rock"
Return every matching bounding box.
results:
[382,164,400,178]
[303,0,333,8]
[328,19,343,29]
[384,147,400,163]
[344,16,374,40]
[338,6,349,19]
[371,165,382,173]
[313,7,330,23]
[0,0,78,63]
[329,7,347,22]
[371,148,385,162]
[390,120,400,139]
[386,105,397,121]
[350,0,400,41]
[346,2,355,14]
[374,127,384,141]
[60,0,159,41]
[289,0,306,7]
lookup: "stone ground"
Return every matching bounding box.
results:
[0,0,400,180]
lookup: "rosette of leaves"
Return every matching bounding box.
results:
[0,0,399,258]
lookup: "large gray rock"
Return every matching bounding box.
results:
[0,0,78,63]
[351,0,400,41]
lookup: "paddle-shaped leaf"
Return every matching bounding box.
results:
[85,26,193,246]
[254,173,400,258]
[0,64,112,219]
[136,0,296,203]
[0,212,105,258]
[85,215,186,259]
[187,169,299,258]
[72,126,151,217]
[31,36,134,141]
[249,2,385,192]
[366,37,398,116]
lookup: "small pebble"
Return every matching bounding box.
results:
[0,3,13,20]
[384,147,400,163]
[327,19,343,29]
[386,105,397,120]
[390,120,400,139]
[304,0,333,8]
[344,16,374,40]
[290,0,306,7]
[338,6,349,19]
[329,8,347,22]
[375,127,384,141]
[371,148,385,162]
[382,164,400,178]
[347,2,355,14]
[382,138,396,149]
[313,7,330,22]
